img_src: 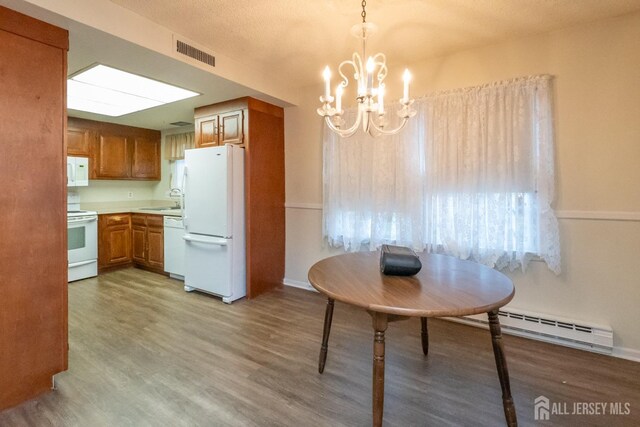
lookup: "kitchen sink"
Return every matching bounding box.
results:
[139,206,181,211]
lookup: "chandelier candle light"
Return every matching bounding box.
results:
[318,0,416,138]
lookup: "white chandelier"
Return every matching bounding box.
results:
[317,0,416,138]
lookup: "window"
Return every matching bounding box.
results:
[170,159,186,192]
[323,75,560,273]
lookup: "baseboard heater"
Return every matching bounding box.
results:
[446,307,613,354]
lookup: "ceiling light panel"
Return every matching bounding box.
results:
[68,64,199,117]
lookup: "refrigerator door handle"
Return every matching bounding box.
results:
[182,235,228,246]
[181,166,187,226]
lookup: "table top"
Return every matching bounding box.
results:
[308,252,515,317]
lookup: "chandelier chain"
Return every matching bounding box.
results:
[361,0,367,23]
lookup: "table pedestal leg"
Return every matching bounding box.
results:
[488,310,518,427]
[372,312,388,427]
[420,317,429,355]
[318,298,335,374]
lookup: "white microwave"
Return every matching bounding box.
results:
[67,156,89,187]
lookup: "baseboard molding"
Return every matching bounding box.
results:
[612,346,640,363]
[283,278,639,362]
[556,210,640,222]
[284,202,322,210]
[283,278,317,292]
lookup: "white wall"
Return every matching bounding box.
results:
[284,11,640,356]
[75,180,158,203]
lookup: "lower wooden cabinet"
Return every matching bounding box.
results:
[98,214,132,271]
[131,214,164,273]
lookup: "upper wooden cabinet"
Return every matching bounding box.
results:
[132,137,161,179]
[97,134,130,178]
[67,126,91,157]
[195,115,219,148]
[68,117,161,181]
[195,106,244,148]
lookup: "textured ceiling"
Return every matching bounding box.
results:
[109,0,640,88]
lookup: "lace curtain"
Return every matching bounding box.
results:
[323,75,560,273]
[165,132,195,160]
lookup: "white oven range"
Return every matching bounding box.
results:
[68,210,98,282]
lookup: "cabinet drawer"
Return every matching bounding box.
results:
[105,214,130,226]
[146,215,163,228]
[131,214,147,226]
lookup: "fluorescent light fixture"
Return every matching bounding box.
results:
[67,64,199,117]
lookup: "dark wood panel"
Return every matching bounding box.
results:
[245,104,285,299]
[0,8,67,410]
[0,5,68,49]
[1,274,639,426]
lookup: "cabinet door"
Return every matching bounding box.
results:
[98,214,131,269]
[195,115,219,148]
[106,225,132,265]
[67,127,91,156]
[96,134,130,178]
[219,110,244,145]
[131,137,160,180]
[147,227,164,270]
[132,226,147,264]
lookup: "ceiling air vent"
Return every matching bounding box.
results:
[170,121,192,127]
[175,38,215,67]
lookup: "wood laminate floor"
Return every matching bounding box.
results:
[1,268,638,426]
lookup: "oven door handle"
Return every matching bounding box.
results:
[69,259,96,268]
[68,217,97,224]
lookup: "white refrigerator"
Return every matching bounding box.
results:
[182,145,245,303]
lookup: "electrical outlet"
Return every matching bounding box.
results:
[127,191,133,199]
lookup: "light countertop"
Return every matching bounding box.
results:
[80,200,182,217]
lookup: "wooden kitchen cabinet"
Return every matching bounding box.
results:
[67,117,161,180]
[195,107,244,148]
[132,137,161,179]
[193,97,284,299]
[131,214,164,273]
[67,126,91,157]
[96,134,130,178]
[98,213,132,271]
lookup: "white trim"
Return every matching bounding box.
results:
[283,278,318,292]
[284,205,640,221]
[284,202,323,210]
[612,347,640,363]
[555,210,640,222]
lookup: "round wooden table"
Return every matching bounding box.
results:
[308,252,517,427]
